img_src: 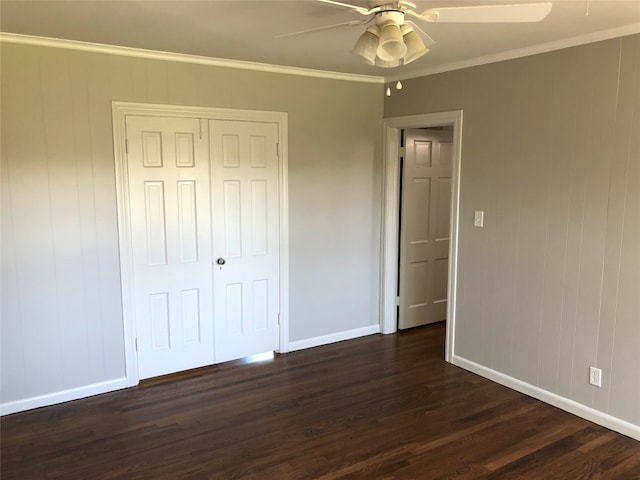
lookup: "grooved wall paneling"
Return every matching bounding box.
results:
[385,34,640,426]
[0,42,383,409]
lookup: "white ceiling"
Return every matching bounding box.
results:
[1,0,639,80]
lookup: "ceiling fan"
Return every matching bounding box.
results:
[281,0,553,68]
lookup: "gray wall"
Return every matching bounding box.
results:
[1,43,383,405]
[386,34,640,426]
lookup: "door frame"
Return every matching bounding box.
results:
[379,111,463,362]
[112,101,289,386]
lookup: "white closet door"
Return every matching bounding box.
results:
[210,120,280,363]
[126,115,214,379]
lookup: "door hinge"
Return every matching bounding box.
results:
[125,138,129,154]
[135,338,138,352]
[395,296,400,306]
[276,143,280,159]
[277,313,280,326]
[399,146,406,158]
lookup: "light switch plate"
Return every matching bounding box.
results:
[474,210,484,227]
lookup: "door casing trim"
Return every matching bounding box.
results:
[380,111,463,363]
[112,102,289,386]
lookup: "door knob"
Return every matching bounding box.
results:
[216,258,226,266]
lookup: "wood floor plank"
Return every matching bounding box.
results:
[1,323,639,479]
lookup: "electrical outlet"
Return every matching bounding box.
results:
[589,367,602,387]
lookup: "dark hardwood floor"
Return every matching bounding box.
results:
[2,323,639,479]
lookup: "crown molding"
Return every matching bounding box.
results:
[0,32,384,84]
[384,23,640,82]
[3,23,638,85]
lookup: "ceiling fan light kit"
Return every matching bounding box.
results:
[351,25,381,65]
[402,25,430,64]
[378,23,407,60]
[377,12,407,60]
[376,56,402,68]
[352,10,428,68]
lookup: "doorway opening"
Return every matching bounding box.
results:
[380,111,463,362]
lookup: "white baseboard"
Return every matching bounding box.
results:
[452,355,640,441]
[1,377,129,416]
[2,325,380,415]
[287,324,380,352]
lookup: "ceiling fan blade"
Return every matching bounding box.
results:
[420,2,552,23]
[276,19,370,38]
[317,0,376,15]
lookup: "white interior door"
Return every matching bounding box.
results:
[399,128,453,329]
[126,115,214,379]
[210,120,280,363]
